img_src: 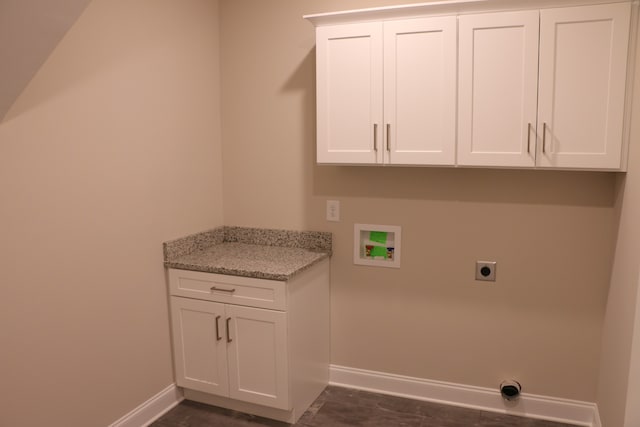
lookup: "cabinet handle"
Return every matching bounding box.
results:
[215,315,222,341]
[542,122,547,154]
[373,123,378,151]
[226,317,232,343]
[527,123,531,154]
[210,286,236,294]
[386,124,391,152]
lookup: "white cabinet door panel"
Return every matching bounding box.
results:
[171,297,229,396]
[384,17,457,165]
[313,3,631,170]
[226,305,289,410]
[537,3,630,169]
[458,11,539,167]
[316,23,383,164]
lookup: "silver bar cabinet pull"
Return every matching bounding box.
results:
[226,317,232,343]
[373,123,378,151]
[386,124,391,152]
[210,286,236,293]
[215,315,222,341]
[542,122,547,154]
[527,123,531,154]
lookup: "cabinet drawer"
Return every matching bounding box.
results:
[168,269,286,311]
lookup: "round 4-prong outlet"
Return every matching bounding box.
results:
[475,261,497,281]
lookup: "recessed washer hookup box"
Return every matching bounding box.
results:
[354,224,401,268]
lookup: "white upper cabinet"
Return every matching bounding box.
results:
[316,22,383,164]
[308,1,633,170]
[458,3,631,169]
[384,17,457,165]
[315,17,457,165]
[537,3,631,169]
[458,11,540,167]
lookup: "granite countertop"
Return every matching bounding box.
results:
[163,226,332,281]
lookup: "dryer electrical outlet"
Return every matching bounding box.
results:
[475,261,496,281]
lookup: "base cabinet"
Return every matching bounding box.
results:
[170,297,289,409]
[167,259,330,423]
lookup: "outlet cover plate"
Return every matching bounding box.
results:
[326,200,340,222]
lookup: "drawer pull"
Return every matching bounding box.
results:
[226,317,232,343]
[215,315,222,341]
[210,286,236,294]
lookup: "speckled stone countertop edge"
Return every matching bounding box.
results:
[164,253,330,282]
[163,226,332,281]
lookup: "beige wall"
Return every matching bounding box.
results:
[0,1,223,426]
[221,0,618,401]
[1,0,631,424]
[597,14,640,426]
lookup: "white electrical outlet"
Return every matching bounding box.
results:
[326,200,340,222]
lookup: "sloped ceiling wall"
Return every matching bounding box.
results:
[0,0,92,121]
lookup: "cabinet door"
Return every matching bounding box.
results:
[384,17,457,165]
[458,11,539,167]
[537,3,630,169]
[225,305,289,410]
[316,22,383,164]
[170,297,229,396]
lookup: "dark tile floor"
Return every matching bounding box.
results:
[151,386,578,427]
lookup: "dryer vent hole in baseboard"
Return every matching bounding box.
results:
[500,380,522,401]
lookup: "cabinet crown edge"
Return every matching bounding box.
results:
[303,0,634,26]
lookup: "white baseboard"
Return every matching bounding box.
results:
[329,365,601,427]
[592,406,602,427]
[109,384,183,427]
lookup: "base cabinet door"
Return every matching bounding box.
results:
[226,305,289,410]
[170,296,289,410]
[170,297,229,396]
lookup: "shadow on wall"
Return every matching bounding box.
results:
[281,47,318,225]
[313,165,617,207]
[281,46,316,169]
[2,0,199,124]
[0,0,93,123]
